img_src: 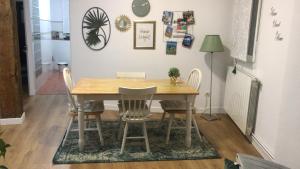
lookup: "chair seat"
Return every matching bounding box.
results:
[160,100,196,113]
[70,100,104,114]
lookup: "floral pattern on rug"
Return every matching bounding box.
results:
[53,120,220,164]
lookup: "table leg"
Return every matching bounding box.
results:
[185,96,192,148]
[77,97,85,151]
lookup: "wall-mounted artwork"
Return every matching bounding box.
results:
[166,41,177,55]
[82,7,111,51]
[134,21,156,49]
[115,15,131,32]
[182,34,194,48]
[132,0,150,17]
[162,11,194,42]
[183,11,195,25]
[162,11,173,25]
[270,7,284,41]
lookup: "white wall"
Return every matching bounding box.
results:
[274,1,300,168]
[37,0,53,90]
[39,0,52,64]
[250,0,294,157]
[70,0,233,112]
[235,0,300,167]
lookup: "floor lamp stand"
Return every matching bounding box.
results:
[201,52,219,121]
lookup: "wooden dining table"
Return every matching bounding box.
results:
[71,78,199,151]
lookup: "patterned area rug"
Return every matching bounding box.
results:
[53,120,220,164]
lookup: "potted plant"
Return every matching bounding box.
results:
[168,67,180,84]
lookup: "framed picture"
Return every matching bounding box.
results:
[166,41,177,55]
[163,11,193,42]
[134,21,156,49]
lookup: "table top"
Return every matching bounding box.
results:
[71,78,199,95]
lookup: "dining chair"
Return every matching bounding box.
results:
[62,68,105,146]
[116,72,146,139]
[116,72,146,79]
[159,68,203,144]
[119,86,157,154]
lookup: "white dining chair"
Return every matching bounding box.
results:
[62,68,105,146]
[119,86,157,154]
[116,72,146,139]
[116,72,146,79]
[159,68,203,144]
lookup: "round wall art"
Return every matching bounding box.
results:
[82,7,111,51]
[115,15,131,32]
[132,0,150,17]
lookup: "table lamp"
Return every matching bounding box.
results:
[200,35,224,121]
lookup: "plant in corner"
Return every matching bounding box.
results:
[0,129,10,169]
[168,67,180,84]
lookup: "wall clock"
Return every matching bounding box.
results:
[132,0,150,17]
[82,7,111,51]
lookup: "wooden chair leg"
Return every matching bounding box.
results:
[85,115,89,128]
[159,111,167,127]
[96,114,104,146]
[118,120,124,140]
[120,122,128,154]
[143,122,150,153]
[192,116,202,141]
[166,113,174,144]
[62,117,74,146]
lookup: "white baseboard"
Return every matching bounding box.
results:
[251,134,275,160]
[0,112,26,125]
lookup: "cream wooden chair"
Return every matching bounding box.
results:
[116,72,146,138]
[159,68,203,144]
[116,72,146,79]
[62,68,105,146]
[119,86,157,154]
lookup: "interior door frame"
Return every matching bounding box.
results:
[23,0,36,95]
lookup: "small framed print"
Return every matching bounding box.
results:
[166,41,177,55]
[134,21,156,49]
[162,11,173,25]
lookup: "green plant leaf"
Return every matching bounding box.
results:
[0,139,10,159]
[0,165,8,169]
[168,67,180,78]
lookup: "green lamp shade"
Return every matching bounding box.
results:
[200,35,224,52]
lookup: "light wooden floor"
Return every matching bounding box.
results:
[0,95,260,169]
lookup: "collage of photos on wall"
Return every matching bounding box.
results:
[162,10,195,55]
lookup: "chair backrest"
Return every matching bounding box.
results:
[186,68,202,106]
[187,68,202,92]
[116,72,146,79]
[63,68,77,111]
[119,86,157,120]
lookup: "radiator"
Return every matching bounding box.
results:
[224,67,260,141]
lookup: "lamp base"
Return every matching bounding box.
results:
[200,113,219,121]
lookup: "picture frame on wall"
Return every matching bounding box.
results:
[134,21,156,49]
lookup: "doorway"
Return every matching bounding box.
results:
[16,1,29,95]
[21,0,70,95]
